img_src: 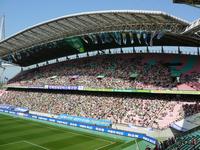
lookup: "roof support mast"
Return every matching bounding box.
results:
[0,15,5,41]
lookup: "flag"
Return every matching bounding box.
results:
[136,31,141,44]
[92,34,98,44]
[129,31,134,44]
[150,31,157,46]
[122,32,127,44]
[104,33,111,43]
[65,37,85,52]
[81,36,89,44]
[88,34,98,44]
[99,32,112,44]
[157,32,164,39]
[16,53,22,60]
[143,32,148,45]
[112,32,122,45]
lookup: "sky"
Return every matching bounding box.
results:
[0,0,200,80]
[0,0,200,37]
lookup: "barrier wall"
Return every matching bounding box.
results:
[5,85,200,95]
[0,108,157,145]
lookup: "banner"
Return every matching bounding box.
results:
[65,37,85,52]
[48,85,79,90]
[14,107,29,113]
[58,114,112,127]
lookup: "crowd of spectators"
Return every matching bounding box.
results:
[180,102,200,117]
[1,90,200,129]
[8,54,178,90]
[9,54,200,91]
[0,90,5,96]
[180,73,200,91]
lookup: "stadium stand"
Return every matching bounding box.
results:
[0,90,5,96]
[159,128,200,150]
[8,53,200,91]
[1,90,200,130]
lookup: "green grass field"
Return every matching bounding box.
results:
[0,113,155,150]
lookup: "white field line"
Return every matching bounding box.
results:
[23,140,50,150]
[0,140,49,150]
[95,142,115,150]
[0,141,24,147]
[135,139,140,150]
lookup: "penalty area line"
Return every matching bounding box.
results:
[23,140,50,150]
[0,141,24,147]
[95,142,115,150]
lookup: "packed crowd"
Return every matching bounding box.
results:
[180,102,200,117]
[9,54,200,90]
[1,90,200,129]
[0,90,6,97]
[9,54,178,90]
[180,72,200,91]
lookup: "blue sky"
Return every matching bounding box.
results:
[0,0,200,80]
[0,0,200,38]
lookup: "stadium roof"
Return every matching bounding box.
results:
[183,18,200,38]
[173,0,200,7]
[0,10,199,66]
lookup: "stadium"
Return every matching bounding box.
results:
[0,1,200,150]
[173,0,200,8]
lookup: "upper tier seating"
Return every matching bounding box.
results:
[8,53,200,90]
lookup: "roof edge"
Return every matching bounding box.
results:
[0,9,190,43]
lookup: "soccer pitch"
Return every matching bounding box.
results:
[0,114,155,150]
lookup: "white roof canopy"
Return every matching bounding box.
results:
[0,10,189,57]
[183,18,200,38]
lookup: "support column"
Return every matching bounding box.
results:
[146,46,149,53]
[161,46,164,53]
[133,47,136,53]
[109,49,111,54]
[120,47,123,53]
[178,46,181,54]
